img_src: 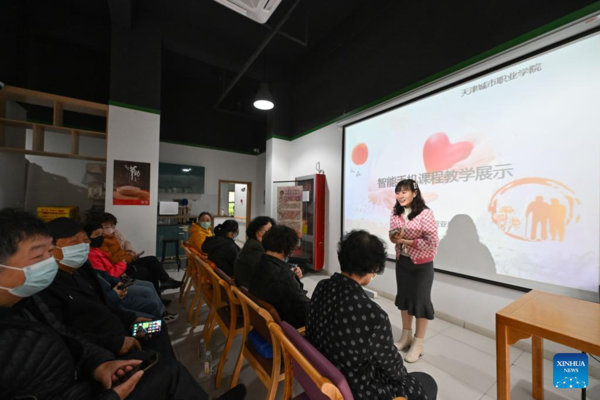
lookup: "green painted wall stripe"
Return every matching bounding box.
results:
[109,100,161,115]
[286,1,600,142]
[160,139,264,156]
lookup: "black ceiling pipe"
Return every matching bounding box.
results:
[212,0,302,110]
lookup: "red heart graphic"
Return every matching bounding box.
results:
[423,133,474,173]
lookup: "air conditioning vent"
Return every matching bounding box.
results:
[214,0,282,24]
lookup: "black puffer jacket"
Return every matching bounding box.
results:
[202,236,240,276]
[0,298,118,400]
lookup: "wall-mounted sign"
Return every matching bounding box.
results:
[277,186,303,235]
[113,160,151,206]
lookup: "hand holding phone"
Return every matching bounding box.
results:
[121,280,135,289]
[132,319,162,337]
[111,353,159,388]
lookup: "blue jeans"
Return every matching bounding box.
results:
[123,280,166,317]
[98,276,165,318]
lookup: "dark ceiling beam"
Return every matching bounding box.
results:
[212,0,302,110]
[263,23,307,47]
[108,0,132,29]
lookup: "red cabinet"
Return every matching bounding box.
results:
[294,174,326,271]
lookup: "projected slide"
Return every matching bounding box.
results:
[344,34,600,297]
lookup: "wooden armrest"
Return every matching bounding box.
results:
[297,326,306,336]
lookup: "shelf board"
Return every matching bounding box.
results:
[0,117,106,138]
[0,147,106,162]
[0,86,108,117]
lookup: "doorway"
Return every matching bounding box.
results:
[217,179,252,243]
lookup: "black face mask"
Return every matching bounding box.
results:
[90,236,104,248]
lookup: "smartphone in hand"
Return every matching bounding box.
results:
[111,352,159,388]
[132,319,162,336]
[121,280,135,289]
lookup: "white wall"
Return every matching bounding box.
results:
[159,142,264,221]
[105,105,160,255]
[264,138,291,216]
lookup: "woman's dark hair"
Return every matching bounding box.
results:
[83,222,103,238]
[393,179,428,220]
[214,220,239,237]
[337,230,386,277]
[262,225,298,256]
[246,216,277,240]
[0,209,50,264]
[199,212,212,220]
[96,212,118,225]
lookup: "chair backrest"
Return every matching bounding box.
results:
[207,265,238,309]
[194,254,216,300]
[240,286,281,340]
[231,285,283,377]
[279,321,354,400]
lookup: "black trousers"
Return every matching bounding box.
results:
[125,357,210,400]
[411,372,438,400]
[128,256,170,294]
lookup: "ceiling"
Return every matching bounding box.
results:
[2,0,598,153]
[1,0,373,152]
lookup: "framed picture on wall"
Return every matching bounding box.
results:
[113,160,151,206]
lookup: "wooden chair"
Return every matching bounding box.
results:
[192,255,219,331]
[269,322,346,400]
[190,254,217,331]
[272,321,408,400]
[231,286,286,399]
[179,243,198,308]
[201,266,245,388]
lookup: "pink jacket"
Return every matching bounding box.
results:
[389,208,439,264]
[88,247,128,278]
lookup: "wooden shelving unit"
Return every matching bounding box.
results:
[0,86,108,161]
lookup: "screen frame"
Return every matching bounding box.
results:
[341,26,600,295]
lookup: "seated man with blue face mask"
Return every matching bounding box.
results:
[27,217,176,359]
[0,210,248,400]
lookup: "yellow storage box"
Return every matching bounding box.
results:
[37,206,79,222]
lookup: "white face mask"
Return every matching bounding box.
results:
[0,257,59,297]
[57,243,90,268]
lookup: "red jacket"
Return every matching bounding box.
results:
[88,247,127,278]
[389,208,439,264]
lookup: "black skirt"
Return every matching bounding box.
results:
[395,255,435,320]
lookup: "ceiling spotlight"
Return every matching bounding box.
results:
[254,82,274,110]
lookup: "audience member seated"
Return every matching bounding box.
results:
[29,217,176,359]
[306,230,438,400]
[234,216,275,289]
[85,223,178,324]
[97,213,182,298]
[0,210,247,400]
[201,219,240,276]
[249,225,309,329]
[189,211,213,254]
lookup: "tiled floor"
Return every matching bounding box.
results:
[160,265,600,400]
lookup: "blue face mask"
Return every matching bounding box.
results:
[57,243,90,268]
[0,257,59,297]
[200,222,211,230]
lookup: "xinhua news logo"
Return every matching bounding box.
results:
[553,353,588,389]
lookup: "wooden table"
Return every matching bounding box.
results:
[496,290,600,400]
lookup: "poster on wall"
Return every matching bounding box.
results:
[113,160,151,206]
[277,186,303,235]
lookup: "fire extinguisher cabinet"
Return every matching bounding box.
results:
[294,174,326,270]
